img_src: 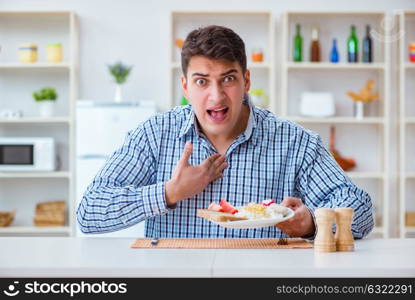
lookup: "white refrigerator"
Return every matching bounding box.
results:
[76,101,156,237]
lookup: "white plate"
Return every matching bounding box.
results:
[212,207,295,229]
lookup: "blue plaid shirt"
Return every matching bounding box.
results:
[77,97,374,239]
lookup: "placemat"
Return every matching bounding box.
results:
[131,238,313,249]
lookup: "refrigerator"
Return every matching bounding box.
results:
[76,101,156,237]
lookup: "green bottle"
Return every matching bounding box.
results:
[293,24,302,62]
[180,95,188,105]
[347,25,359,63]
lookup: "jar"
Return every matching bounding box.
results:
[18,43,38,63]
[251,48,264,63]
[47,43,63,63]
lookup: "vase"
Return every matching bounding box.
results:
[354,101,364,120]
[114,84,122,103]
[38,101,55,117]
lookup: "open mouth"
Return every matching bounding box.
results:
[206,107,229,122]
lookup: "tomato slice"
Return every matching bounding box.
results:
[208,202,224,212]
[220,199,238,214]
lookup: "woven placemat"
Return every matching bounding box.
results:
[131,238,313,249]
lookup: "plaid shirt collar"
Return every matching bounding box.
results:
[177,94,257,145]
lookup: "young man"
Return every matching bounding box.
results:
[77,25,373,239]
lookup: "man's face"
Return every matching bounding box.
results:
[181,56,250,138]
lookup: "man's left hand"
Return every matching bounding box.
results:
[275,197,315,237]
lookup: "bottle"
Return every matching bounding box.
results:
[310,27,320,62]
[293,24,302,62]
[330,38,339,63]
[347,25,359,63]
[362,25,373,63]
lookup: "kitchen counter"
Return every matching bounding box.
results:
[0,237,414,277]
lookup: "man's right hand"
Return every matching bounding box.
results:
[165,142,228,206]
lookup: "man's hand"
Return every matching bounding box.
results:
[165,142,228,206]
[275,197,315,237]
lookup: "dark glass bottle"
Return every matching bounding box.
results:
[347,25,359,63]
[330,38,339,63]
[362,25,373,63]
[293,24,303,62]
[310,27,320,62]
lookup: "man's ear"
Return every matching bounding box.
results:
[244,69,251,94]
[180,75,189,101]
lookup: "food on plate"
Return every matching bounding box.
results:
[197,209,248,222]
[197,199,290,223]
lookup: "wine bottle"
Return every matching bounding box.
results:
[310,27,320,62]
[293,24,302,62]
[362,25,373,63]
[330,38,339,63]
[347,25,359,63]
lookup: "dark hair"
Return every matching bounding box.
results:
[181,25,247,77]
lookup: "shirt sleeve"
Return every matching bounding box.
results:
[76,119,174,234]
[296,134,374,240]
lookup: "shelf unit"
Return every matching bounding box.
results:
[169,11,276,113]
[282,11,390,237]
[0,11,78,236]
[398,11,415,238]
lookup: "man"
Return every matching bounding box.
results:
[77,25,373,239]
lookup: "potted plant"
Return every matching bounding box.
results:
[108,61,133,102]
[32,87,58,117]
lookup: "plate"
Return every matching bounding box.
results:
[212,208,295,229]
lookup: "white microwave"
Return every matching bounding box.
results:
[0,137,56,171]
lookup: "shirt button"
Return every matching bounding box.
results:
[153,208,159,214]
[123,220,128,225]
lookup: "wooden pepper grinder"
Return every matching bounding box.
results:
[335,207,355,252]
[314,208,336,252]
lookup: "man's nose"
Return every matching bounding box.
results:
[208,82,225,102]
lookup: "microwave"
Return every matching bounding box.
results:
[0,137,56,171]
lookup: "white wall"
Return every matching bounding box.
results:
[1,0,414,237]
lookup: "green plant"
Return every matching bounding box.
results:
[32,87,58,102]
[108,61,133,84]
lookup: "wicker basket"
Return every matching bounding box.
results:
[33,201,66,227]
[0,210,16,227]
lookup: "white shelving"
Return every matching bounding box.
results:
[282,11,390,237]
[169,11,276,113]
[398,11,415,238]
[0,11,78,236]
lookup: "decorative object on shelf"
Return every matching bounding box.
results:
[249,89,268,108]
[108,61,133,103]
[362,25,373,63]
[409,42,415,63]
[330,38,339,63]
[18,43,38,63]
[346,79,379,119]
[33,201,66,227]
[251,48,264,62]
[335,207,355,252]
[180,95,188,106]
[406,212,415,227]
[175,38,184,49]
[0,210,16,227]
[46,43,63,63]
[0,109,23,119]
[314,208,336,252]
[33,87,58,117]
[347,25,359,63]
[329,126,356,171]
[310,26,320,62]
[293,23,302,62]
[300,92,335,117]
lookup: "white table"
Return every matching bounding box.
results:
[0,238,414,277]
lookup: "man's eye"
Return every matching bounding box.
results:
[195,78,206,85]
[223,76,235,83]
